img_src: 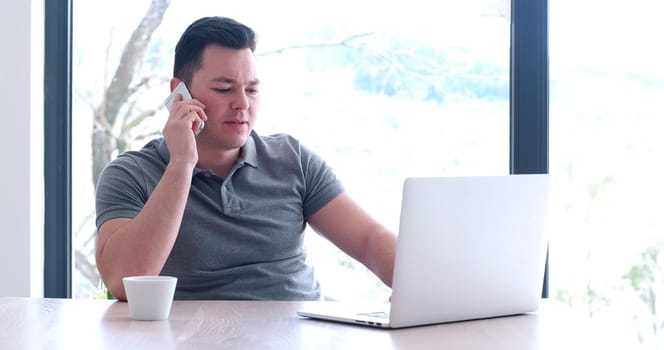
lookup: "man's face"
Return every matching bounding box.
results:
[188,45,260,151]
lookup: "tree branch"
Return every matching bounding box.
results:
[258,32,374,56]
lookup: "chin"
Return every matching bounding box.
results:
[224,136,249,149]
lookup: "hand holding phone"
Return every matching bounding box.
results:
[164,82,204,135]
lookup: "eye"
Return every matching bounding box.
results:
[213,88,231,93]
[247,88,259,95]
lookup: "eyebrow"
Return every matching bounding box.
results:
[212,76,260,85]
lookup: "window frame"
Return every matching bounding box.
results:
[44,0,549,298]
[44,0,72,298]
[510,0,549,297]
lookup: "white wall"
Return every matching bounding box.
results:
[0,0,44,297]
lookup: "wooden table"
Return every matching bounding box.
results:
[0,297,609,349]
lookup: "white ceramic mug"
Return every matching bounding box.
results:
[122,276,177,321]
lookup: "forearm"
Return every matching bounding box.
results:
[363,226,397,287]
[96,161,193,300]
[308,192,397,289]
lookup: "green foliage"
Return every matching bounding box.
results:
[90,281,116,300]
[623,241,664,344]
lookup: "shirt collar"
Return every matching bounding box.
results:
[156,131,259,175]
[239,131,259,168]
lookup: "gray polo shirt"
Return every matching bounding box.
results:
[95,131,344,300]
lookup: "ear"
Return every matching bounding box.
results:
[169,78,183,92]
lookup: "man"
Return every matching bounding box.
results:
[95,16,396,301]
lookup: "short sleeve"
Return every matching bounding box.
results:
[95,155,151,229]
[298,143,345,219]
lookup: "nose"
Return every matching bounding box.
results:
[231,91,250,110]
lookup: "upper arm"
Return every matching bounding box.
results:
[96,217,132,257]
[95,154,151,229]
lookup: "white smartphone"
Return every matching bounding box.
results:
[164,81,204,135]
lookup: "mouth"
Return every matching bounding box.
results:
[224,120,248,125]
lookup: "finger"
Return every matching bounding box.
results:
[177,98,205,109]
[171,99,204,117]
[184,106,208,124]
[175,102,206,120]
[194,119,205,135]
[191,114,205,135]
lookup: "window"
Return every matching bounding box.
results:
[70,0,512,301]
[549,0,664,347]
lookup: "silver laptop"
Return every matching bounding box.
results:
[297,174,552,328]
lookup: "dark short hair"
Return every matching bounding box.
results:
[173,16,257,84]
